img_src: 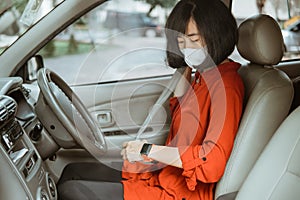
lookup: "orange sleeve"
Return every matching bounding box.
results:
[178,86,244,191]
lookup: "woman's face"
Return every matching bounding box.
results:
[177,18,205,49]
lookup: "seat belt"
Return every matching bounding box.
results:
[136,68,185,139]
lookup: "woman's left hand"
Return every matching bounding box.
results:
[121,140,147,162]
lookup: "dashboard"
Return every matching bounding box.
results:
[0,77,57,200]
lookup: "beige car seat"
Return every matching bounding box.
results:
[215,14,294,200]
[236,104,300,199]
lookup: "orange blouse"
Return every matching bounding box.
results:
[122,61,244,200]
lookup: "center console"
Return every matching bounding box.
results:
[0,78,57,200]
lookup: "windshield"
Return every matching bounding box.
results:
[0,0,63,54]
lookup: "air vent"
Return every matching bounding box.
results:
[0,95,17,122]
[47,175,57,198]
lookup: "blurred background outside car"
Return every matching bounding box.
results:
[1,0,300,84]
[104,10,163,37]
[282,16,300,53]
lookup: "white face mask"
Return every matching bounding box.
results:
[180,47,208,69]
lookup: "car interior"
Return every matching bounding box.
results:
[0,0,300,200]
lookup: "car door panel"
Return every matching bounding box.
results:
[46,75,173,179]
[71,75,173,158]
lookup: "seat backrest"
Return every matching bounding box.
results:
[215,14,294,200]
[236,105,300,199]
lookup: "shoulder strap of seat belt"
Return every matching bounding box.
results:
[136,67,185,140]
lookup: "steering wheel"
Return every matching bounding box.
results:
[37,68,107,153]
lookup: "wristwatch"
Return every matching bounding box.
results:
[140,143,153,156]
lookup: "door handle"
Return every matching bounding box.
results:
[95,110,114,127]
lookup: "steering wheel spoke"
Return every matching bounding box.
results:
[37,68,107,153]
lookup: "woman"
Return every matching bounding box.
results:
[58,0,244,199]
[121,0,244,199]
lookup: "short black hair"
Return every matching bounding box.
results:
[165,0,238,68]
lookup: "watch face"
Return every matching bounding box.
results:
[140,143,152,156]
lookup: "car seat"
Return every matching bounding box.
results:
[215,14,294,200]
[236,104,300,199]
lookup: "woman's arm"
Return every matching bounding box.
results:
[122,140,182,168]
[148,145,182,168]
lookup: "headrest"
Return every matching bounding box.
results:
[237,14,284,65]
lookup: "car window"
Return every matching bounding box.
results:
[0,0,64,54]
[231,0,300,62]
[39,1,175,85]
